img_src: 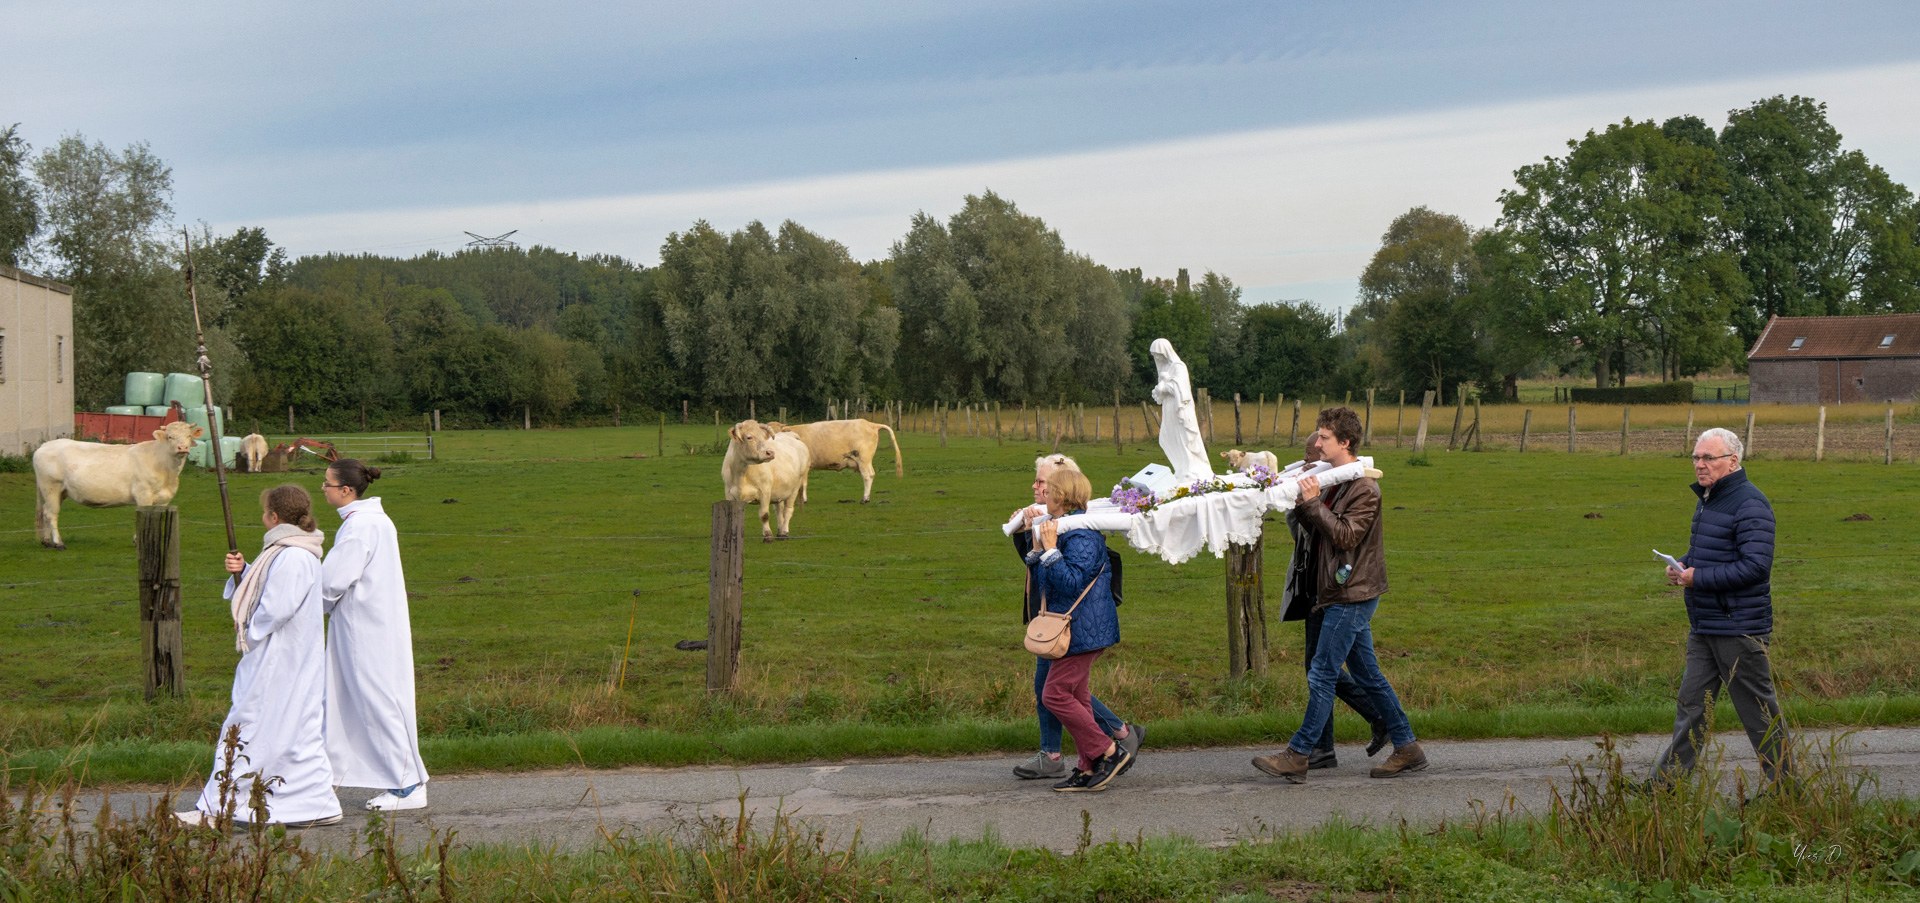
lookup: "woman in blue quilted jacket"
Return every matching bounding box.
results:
[1031,467,1132,792]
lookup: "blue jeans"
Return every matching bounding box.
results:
[1287,598,1415,754]
[1303,604,1387,752]
[1036,656,1123,753]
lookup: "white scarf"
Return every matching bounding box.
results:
[231,523,325,653]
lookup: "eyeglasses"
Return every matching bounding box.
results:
[1690,453,1733,463]
[322,482,345,490]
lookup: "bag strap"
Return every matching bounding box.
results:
[1039,559,1107,618]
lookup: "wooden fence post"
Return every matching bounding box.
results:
[1140,401,1154,439]
[433,409,441,431]
[136,506,184,699]
[1519,409,1532,453]
[1471,395,1483,451]
[1567,406,1577,454]
[749,398,756,422]
[683,399,689,424]
[1363,388,1376,447]
[1447,386,1466,450]
[1255,393,1265,442]
[713,410,721,448]
[524,405,531,430]
[1619,406,1630,456]
[1200,388,1214,445]
[1816,406,1827,462]
[1113,390,1123,454]
[1233,392,1243,445]
[707,501,744,694]
[1396,390,1405,447]
[1226,532,1266,679]
[658,414,665,458]
[1290,399,1301,447]
[287,405,294,434]
[1744,411,1756,458]
[778,406,787,425]
[995,401,1004,446]
[1684,407,1695,455]
[939,402,948,447]
[1887,405,1896,464]
[1413,391,1433,452]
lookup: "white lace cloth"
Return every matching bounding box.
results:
[1002,458,1374,565]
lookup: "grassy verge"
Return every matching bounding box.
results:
[5,735,1917,901]
[3,424,1918,785]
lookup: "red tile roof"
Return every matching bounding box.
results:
[1748,313,1920,360]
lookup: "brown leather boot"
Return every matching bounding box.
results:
[1369,741,1428,778]
[1251,748,1311,783]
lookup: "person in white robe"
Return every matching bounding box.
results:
[1149,338,1214,482]
[179,484,340,828]
[320,459,431,811]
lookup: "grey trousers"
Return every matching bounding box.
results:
[1654,631,1790,783]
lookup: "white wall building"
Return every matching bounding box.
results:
[0,264,76,454]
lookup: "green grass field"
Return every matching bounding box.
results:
[3,422,1918,784]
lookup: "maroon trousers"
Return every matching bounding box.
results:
[1040,648,1110,771]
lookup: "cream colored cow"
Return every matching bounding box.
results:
[33,421,203,549]
[241,433,269,472]
[721,419,811,541]
[1221,448,1280,474]
[774,419,903,503]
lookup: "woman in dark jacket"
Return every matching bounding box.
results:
[1032,467,1132,791]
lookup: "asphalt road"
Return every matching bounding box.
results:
[69,727,1920,853]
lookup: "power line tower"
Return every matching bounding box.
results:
[464,230,519,250]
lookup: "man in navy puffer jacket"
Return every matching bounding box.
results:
[1653,427,1791,786]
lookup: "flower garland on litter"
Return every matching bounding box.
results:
[1108,463,1283,515]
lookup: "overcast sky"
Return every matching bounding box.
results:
[6,1,1919,312]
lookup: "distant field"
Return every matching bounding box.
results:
[3,418,1917,783]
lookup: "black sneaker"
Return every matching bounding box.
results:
[1307,748,1338,770]
[1086,746,1133,791]
[1052,769,1094,792]
[1115,723,1145,776]
[1366,724,1390,757]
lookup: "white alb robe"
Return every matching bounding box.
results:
[321,497,430,790]
[197,547,340,823]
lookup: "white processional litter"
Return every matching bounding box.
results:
[1001,457,1377,566]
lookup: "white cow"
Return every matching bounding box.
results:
[774,419,903,503]
[241,433,268,473]
[33,421,204,549]
[1221,448,1280,475]
[721,419,811,542]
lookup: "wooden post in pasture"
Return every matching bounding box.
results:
[1200,388,1214,445]
[1140,401,1154,440]
[994,401,1004,446]
[1363,389,1375,446]
[1077,404,1087,442]
[1683,407,1695,455]
[777,406,787,424]
[706,501,745,694]
[136,506,184,699]
[713,410,721,448]
[683,399,689,424]
[1255,393,1264,442]
[287,405,294,433]
[1519,409,1533,453]
[1289,399,1301,447]
[1886,405,1896,464]
[1233,392,1244,445]
[749,399,756,421]
[1618,406,1630,456]
[1815,406,1827,462]
[1033,407,1043,443]
[524,405,531,430]
[1225,533,1267,680]
[433,409,441,431]
[1113,390,1123,454]
[1396,390,1405,447]
[1472,396,1483,451]
[939,402,948,447]
[1744,411,1756,458]
[1413,390,1433,453]
[1447,387,1466,450]
[658,414,665,458]
[1567,406,1577,454]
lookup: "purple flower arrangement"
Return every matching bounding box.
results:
[1111,473,1259,514]
[1109,481,1159,514]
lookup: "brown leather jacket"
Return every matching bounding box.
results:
[1294,476,1387,605]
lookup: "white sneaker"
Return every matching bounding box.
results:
[365,788,428,811]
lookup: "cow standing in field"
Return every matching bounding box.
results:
[721,419,811,542]
[241,433,269,473]
[1222,448,1279,475]
[32,421,204,549]
[774,419,903,503]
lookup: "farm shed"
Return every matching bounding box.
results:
[0,264,76,454]
[1748,313,1920,405]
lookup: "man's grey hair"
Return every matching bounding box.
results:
[1698,427,1743,461]
[1034,453,1080,475]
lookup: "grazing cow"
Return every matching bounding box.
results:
[773,419,903,503]
[1221,448,1280,475]
[32,421,204,549]
[721,419,811,542]
[241,433,268,473]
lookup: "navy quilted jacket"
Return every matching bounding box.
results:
[1037,528,1120,656]
[1680,468,1775,635]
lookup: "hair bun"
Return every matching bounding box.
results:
[365,466,382,481]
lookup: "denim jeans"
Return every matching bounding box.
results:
[1036,655,1123,753]
[1303,604,1387,752]
[1287,598,1415,754]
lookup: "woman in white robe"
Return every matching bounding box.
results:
[180,484,340,827]
[320,459,430,811]
[1149,338,1213,481]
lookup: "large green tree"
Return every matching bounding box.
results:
[1494,119,1744,387]
[1230,301,1338,398]
[1357,207,1488,400]
[0,124,37,267]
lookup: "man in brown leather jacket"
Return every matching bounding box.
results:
[1254,406,1427,783]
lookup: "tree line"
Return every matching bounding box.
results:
[3,94,1914,427]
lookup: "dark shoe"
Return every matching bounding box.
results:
[1052,769,1094,792]
[1085,748,1132,791]
[279,813,344,829]
[1014,750,1070,780]
[1366,725,1390,757]
[1307,748,1337,770]
[1251,748,1311,784]
[1115,723,1145,776]
[1369,741,1428,778]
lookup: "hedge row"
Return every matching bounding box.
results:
[1568,381,1696,405]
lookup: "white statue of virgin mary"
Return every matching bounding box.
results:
[1148,338,1213,482]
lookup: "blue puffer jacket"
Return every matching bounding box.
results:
[1680,468,1775,635]
[1036,527,1120,656]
